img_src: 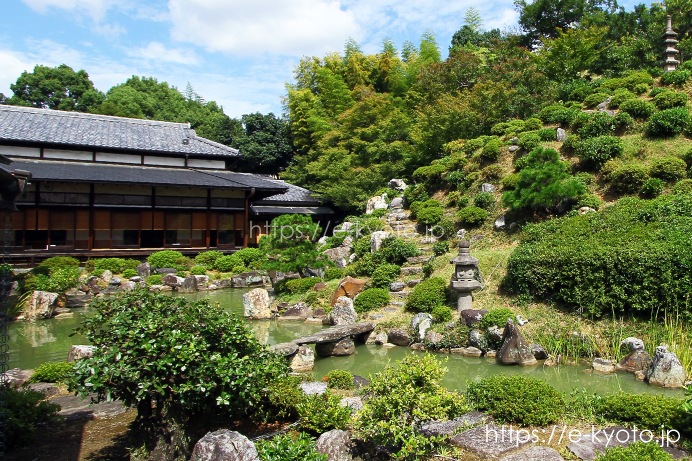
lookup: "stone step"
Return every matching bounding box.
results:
[401,267,423,276]
[407,255,433,265]
[390,291,410,298]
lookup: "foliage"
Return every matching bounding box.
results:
[283,277,323,294]
[479,308,515,329]
[28,361,74,383]
[431,305,453,323]
[253,376,303,422]
[122,268,138,279]
[481,164,504,180]
[578,194,602,210]
[261,215,330,276]
[435,218,456,240]
[325,370,355,390]
[518,131,541,151]
[595,442,674,461]
[5,384,61,450]
[370,264,401,289]
[405,277,446,313]
[609,163,649,193]
[466,375,565,425]
[94,257,139,274]
[147,250,184,269]
[432,241,449,256]
[660,69,691,86]
[501,173,521,189]
[502,194,692,316]
[380,237,419,265]
[23,266,81,294]
[650,156,688,181]
[234,112,294,174]
[653,91,689,110]
[597,393,685,431]
[354,288,390,312]
[647,107,690,137]
[324,267,344,281]
[673,179,692,195]
[355,354,467,461]
[416,206,444,226]
[214,254,243,272]
[37,256,79,273]
[575,136,624,168]
[607,89,637,109]
[256,432,327,461]
[503,147,585,211]
[619,99,656,119]
[579,112,615,139]
[194,250,223,269]
[69,290,289,456]
[583,92,610,108]
[146,274,163,286]
[481,138,501,161]
[457,207,488,226]
[298,392,352,435]
[189,266,207,276]
[473,192,495,210]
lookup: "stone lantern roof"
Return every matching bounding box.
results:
[450,240,479,267]
[663,15,680,72]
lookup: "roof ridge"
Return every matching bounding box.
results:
[0,104,191,128]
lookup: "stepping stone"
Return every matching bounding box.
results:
[407,256,433,264]
[293,322,375,345]
[390,291,409,298]
[567,427,688,460]
[501,446,564,460]
[420,412,492,437]
[450,424,533,459]
[53,394,127,421]
[299,382,328,396]
[401,267,423,276]
[384,306,400,311]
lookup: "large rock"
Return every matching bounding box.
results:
[366,195,387,214]
[29,383,60,398]
[294,322,375,345]
[531,344,548,360]
[390,282,405,292]
[23,291,59,320]
[592,358,616,373]
[190,430,259,461]
[118,281,137,291]
[156,267,177,275]
[243,288,271,320]
[323,245,352,262]
[332,276,367,305]
[388,178,408,191]
[469,329,489,351]
[269,342,298,357]
[194,275,210,285]
[481,183,496,193]
[289,346,315,372]
[450,424,533,458]
[279,302,313,321]
[7,368,33,386]
[232,271,269,288]
[136,262,151,278]
[411,313,432,340]
[460,309,488,327]
[420,412,493,437]
[390,197,403,209]
[556,128,567,142]
[178,276,198,293]
[646,346,686,388]
[329,296,358,325]
[53,394,127,421]
[494,215,506,230]
[300,381,328,396]
[109,277,121,286]
[487,325,504,343]
[388,328,410,346]
[501,446,564,461]
[162,274,184,287]
[316,430,354,461]
[67,345,96,362]
[370,231,391,252]
[316,338,355,357]
[616,349,652,373]
[99,270,113,284]
[621,337,645,353]
[497,319,537,366]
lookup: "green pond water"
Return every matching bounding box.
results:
[8,289,683,397]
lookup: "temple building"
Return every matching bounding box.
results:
[0,105,334,262]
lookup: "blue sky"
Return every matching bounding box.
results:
[1,0,646,119]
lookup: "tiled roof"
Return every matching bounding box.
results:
[7,159,286,192]
[256,180,323,204]
[0,105,240,157]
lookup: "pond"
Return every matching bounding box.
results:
[8,289,683,397]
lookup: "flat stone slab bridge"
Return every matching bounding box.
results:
[270,322,375,356]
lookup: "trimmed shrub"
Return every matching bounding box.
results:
[189,266,207,276]
[650,156,687,181]
[435,217,456,241]
[537,105,563,123]
[122,268,138,279]
[649,86,667,97]
[297,392,351,435]
[503,194,692,315]
[94,258,127,274]
[28,361,73,383]
[491,122,511,136]
[595,442,674,461]
[403,184,429,206]
[446,191,462,207]
[672,179,692,195]
[473,192,495,210]
[37,256,79,273]
[480,164,503,180]
[660,69,691,86]
[285,277,323,294]
[537,128,556,141]
[462,137,485,154]
[518,131,541,151]
[148,250,184,269]
[575,136,624,168]
[405,277,446,313]
[416,206,444,226]
[547,107,579,125]
[569,85,593,101]
[370,264,401,289]
[466,375,565,425]
[214,254,243,272]
[620,99,656,118]
[607,89,636,109]
[641,178,664,197]
[501,173,520,189]
[583,92,610,108]
[562,134,580,149]
[432,241,449,256]
[431,305,453,323]
[577,194,602,210]
[146,274,163,286]
[653,91,689,110]
[609,163,649,193]
[324,267,344,281]
[579,112,615,139]
[481,139,501,161]
[354,288,390,313]
[456,195,470,208]
[457,207,488,226]
[524,118,542,131]
[612,111,634,131]
[256,432,328,461]
[479,308,514,329]
[647,107,690,137]
[597,393,685,431]
[194,250,223,268]
[632,83,649,95]
[380,237,419,265]
[232,248,266,267]
[6,385,61,449]
[324,370,354,390]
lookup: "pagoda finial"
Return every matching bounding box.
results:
[663,15,680,72]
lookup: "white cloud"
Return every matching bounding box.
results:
[22,0,115,23]
[126,42,199,65]
[168,0,362,57]
[0,50,36,97]
[485,7,520,31]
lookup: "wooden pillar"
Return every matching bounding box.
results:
[243,196,249,248]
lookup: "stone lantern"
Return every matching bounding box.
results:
[450,239,481,311]
[663,15,680,73]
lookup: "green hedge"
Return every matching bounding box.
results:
[148,250,184,269]
[370,264,401,288]
[405,277,446,313]
[575,136,624,168]
[354,288,390,312]
[457,207,488,226]
[647,107,690,137]
[619,99,656,119]
[283,277,323,294]
[502,194,692,316]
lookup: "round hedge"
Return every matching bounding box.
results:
[466,375,565,426]
[650,156,687,181]
[575,136,624,168]
[478,308,514,329]
[653,91,689,110]
[405,277,446,313]
[354,288,390,313]
[148,250,184,269]
[370,264,401,289]
[457,207,488,226]
[214,254,243,272]
[647,107,690,137]
[416,206,444,225]
[609,163,649,193]
[619,99,656,119]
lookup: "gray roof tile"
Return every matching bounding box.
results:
[256,179,323,204]
[0,105,240,157]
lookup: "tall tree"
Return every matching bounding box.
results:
[4,64,104,112]
[233,113,294,174]
[464,7,483,31]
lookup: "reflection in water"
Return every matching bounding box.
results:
[7,289,685,398]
